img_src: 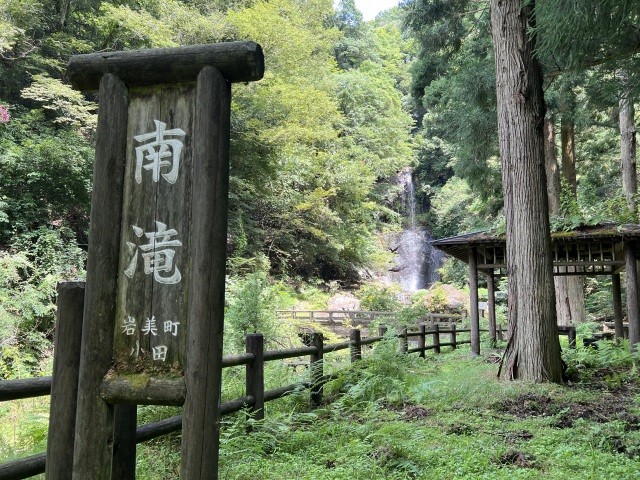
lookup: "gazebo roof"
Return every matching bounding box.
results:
[432,223,640,276]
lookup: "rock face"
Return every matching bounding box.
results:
[327,293,361,311]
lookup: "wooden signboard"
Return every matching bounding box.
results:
[113,84,195,377]
[67,42,264,480]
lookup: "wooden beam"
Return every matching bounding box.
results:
[180,66,231,480]
[625,242,640,349]
[469,247,480,356]
[46,282,85,480]
[68,42,264,91]
[487,271,497,347]
[612,274,625,340]
[73,73,129,479]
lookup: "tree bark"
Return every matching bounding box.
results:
[619,71,637,215]
[544,114,561,216]
[558,112,585,325]
[491,0,563,382]
[560,114,577,196]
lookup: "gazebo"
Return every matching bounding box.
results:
[432,224,640,354]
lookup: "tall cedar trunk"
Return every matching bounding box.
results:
[560,116,577,196]
[619,74,637,214]
[491,0,563,382]
[545,114,581,325]
[556,113,585,325]
[544,114,560,215]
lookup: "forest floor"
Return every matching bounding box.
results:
[138,340,640,479]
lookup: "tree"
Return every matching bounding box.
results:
[490,0,563,382]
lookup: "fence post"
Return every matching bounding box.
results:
[451,323,457,349]
[418,324,426,358]
[497,324,504,342]
[378,324,387,337]
[246,334,265,421]
[350,329,362,363]
[46,281,85,480]
[432,324,441,354]
[399,327,408,354]
[310,333,324,406]
[112,405,137,480]
[568,326,577,349]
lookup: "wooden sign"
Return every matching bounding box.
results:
[68,42,264,480]
[113,84,195,376]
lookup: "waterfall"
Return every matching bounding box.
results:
[392,168,444,292]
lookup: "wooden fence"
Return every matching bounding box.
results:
[276,310,467,325]
[0,321,471,480]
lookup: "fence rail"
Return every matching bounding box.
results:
[0,321,470,480]
[276,309,468,325]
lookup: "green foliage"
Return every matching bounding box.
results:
[225,258,278,350]
[355,283,401,311]
[0,109,93,244]
[329,338,421,407]
[0,227,84,378]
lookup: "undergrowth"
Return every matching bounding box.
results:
[3,339,640,479]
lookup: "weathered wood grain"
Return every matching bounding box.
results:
[100,377,186,405]
[112,405,137,480]
[180,66,230,480]
[113,83,195,375]
[612,273,625,340]
[350,329,362,362]
[68,42,264,91]
[625,243,640,348]
[0,377,51,401]
[73,73,128,479]
[246,334,265,421]
[46,282,84,480]
[469,247,480,355]
[309,333,324,407]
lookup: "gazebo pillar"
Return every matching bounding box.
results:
[612,273,625,340]
[469,246,480,355]
[487,270,497,347]
[624,242,640,349]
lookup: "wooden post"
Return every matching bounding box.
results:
[487,270,497,347]
[612,273,625,340]
[378,324,387,337]
[111,405,137,480]
[350,329,362,363]
[469,247,480,355]
[246,334,265,421]
[568,326,577,349]
[432,324,441,354]
[497,324,504,342]
[625,242,640,349]
[399,327,408,354]
[181,66,231,480]
[73,73,128,479]
[418,324,426,358]
[310,333,324,406]
[451,323,457,350]
[46,282,85,480]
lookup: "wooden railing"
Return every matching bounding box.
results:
[0,321,470,480]
[276,310,468,325]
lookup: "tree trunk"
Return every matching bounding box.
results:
[491,0,563,382]
[560,115,577,196]
[619,71,637,215]
[544,114,561,216]
[557,113,585,325]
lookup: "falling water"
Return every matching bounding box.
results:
[393,168,444,291]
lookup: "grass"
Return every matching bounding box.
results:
[136,340,640,479]
[3,339,640,479]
